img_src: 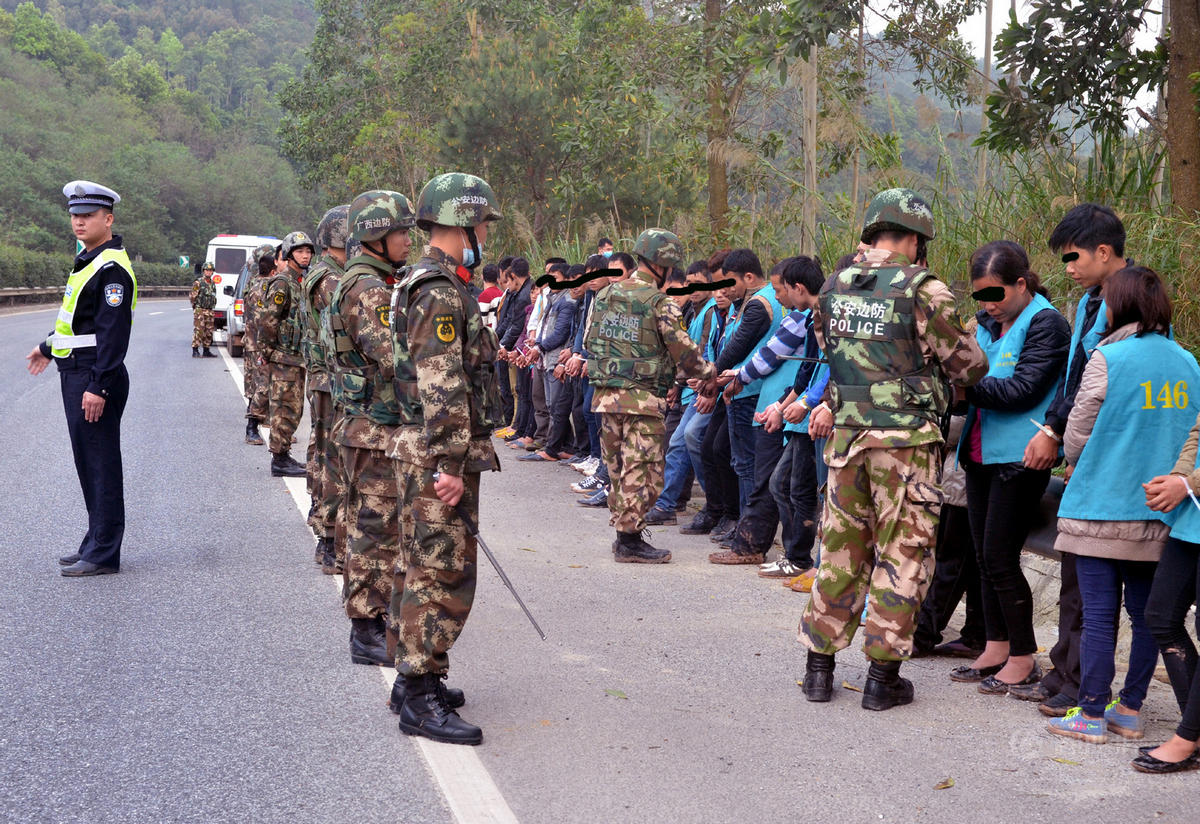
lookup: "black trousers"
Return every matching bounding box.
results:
[514,367,535,438]
[545,374,577,455]
[700,400,739,521]
[1145,537,1200,740]
[569,377,588,455]
[495,361,514,427]
[732,427,784,553]
[964,461,1049,657]
[60,361,129,569]
[1042,553,1083,700]
[914,504,985,652]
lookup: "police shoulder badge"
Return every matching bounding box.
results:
[103,283,124,307]
[376,305,391,328]
[434,314,456,343]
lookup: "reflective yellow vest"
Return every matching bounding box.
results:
[50,248,137,358]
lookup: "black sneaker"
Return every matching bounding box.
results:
[679,511,718,535]
[578,486,609,507]
[644,507,677,526]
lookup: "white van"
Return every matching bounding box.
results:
[204,233,279,344]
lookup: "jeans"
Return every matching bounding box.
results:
[1145,537,1200,740]
[684,403,711,489]
[1076,555,1158,717]
[768,432,819,569]
[531,365,549,441]
[544,370,574,455]
[655,403,708,512]
[727,396,758,511]
[582,379,601,459]
[964,461,1050,657]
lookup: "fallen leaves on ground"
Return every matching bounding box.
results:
[933,778,955,790]
[604,688,628,699]
[1050,757,1082,766]
[842,680,863,693]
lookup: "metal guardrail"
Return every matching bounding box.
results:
[0,285,191,306]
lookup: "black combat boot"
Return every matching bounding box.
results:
[202,346,216,357]
[398,673,482,745]
[314,536,331,565]
[321,541,342,575]
[802,651,836,702]
[270,451,306,477]
[245,417,264,445]
[861,660,915,711]
[349,616,390,666]
[612,531,671,564]
[389,673,465,712]
[192,346,200,358]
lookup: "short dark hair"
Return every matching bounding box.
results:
[611,252,635,272]
[545,256,567,267]
[869,226,927,265]
[723,248,763,279]
[707,249,730,273]
[498,255,514,272]
[665,267,686,286]
[779,255,824,294]
[970,240,1049,299]
[482,263,500,284]
[597,237,613,247]
[685,260,710,280]
[548,261,570,277]
[1049,203,1126,257]
[510,257,530,279]
[1104,265,1171,336]
[566,263,586,280]
[584,254,608,271]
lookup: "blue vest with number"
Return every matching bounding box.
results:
[1066,291,1107,378]
[724,283,783,400]
[965,293,1061,464]
[1059,332,1200,522]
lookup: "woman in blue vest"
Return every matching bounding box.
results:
[950,241,1070,693]
[1047,266,1200,752]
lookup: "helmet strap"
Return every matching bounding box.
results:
[363,236,405,268]
[463,225,482,271]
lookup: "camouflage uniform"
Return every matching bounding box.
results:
[800,191,988,665]
[242,268,271,419]
[302,250,345,542]
[387,244,501,677]
[259,269,307,454]
[190,274,216,347]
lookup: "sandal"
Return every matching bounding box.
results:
[949,662,1003,683]
[978,664,1042,695]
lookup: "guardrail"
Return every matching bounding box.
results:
[0,285,192,307]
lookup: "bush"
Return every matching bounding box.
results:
[0,243,195,289]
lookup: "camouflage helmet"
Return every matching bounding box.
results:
[314,204,351,250]
[251,243,276,264]
[632,228,685,269]
[281,230,315,260]
[349,190,416,242]
[415,173,501,231]
[861,188,936,242]
[201,261,215,271]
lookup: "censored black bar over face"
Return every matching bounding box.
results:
[971,286,1006,302]
[665,278,735,296]
[535,269,619,289]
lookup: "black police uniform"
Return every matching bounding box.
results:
[39,236,135,571]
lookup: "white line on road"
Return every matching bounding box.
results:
[148,311,163,316]
[218,346,518,824]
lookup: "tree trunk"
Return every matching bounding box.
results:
[1167,0,1200,215]
[850,9,864,226]
[977,0,993,194]
[704,0,728,236]
[801,47,818,255]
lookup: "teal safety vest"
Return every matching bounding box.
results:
[681,298,717,405]
[751,307,807,422]
[962,293,1061,464]
[724,283,782,400]
[785,362,829,434]
[1059,332,1200,523]
[51,248,137,357]
[1066,291,1107,378]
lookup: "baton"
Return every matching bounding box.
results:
[433,474,547,640]
[776,354,828,363]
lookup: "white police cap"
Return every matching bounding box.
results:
[63,180,121,214]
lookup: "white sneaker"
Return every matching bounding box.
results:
[582,457,601,476]
[757,559,804,579]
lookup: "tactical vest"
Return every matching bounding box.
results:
[819,262,948,430]
[325,262,401,425]
[302,256,343,378]
[51,248,137,358]
[266,272,305,363]
[194,278,216,310]
[585,281,674,397]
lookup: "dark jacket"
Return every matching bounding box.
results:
[498,277,532,349]
[965,304,1070,412]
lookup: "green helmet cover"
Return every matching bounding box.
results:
[349,190,416,242]
[415,173,502,231]
[281,230,315,260]
[861,188,936,242]
[314,204,351,250]
[632,228,684,269]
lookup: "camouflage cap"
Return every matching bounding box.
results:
[632,228,684,269]
[415,173,502,231]
[349,190,416,242]
[861,188,935,242]
[314,204,351,250]
[201,261,215,271]
[281,231,315,260]
[251,243,276,264]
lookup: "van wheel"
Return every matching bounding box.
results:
[229,335,243,358]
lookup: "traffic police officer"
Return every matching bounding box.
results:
[386,173,502,745]
[191,262,217,357]
[26,181,136,577]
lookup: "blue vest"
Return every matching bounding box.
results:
[964,293,1061,464]
[724,283,783,400]
[785,361,829,434]
[680,299,718,405]
[1066,291,1107,378]
[1060,332,1200,523]
[752,308,807,421]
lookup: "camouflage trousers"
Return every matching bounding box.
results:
[341,444,399,621]
[305,390,342,539]
[799,444,942,662]
[599,412,665,533]
[244,348,269,419]
[191,309,213,347]
[391,460,479,677]
[267,362,305,454]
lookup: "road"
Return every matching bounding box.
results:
[1,301,1197,824]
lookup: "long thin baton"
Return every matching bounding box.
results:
[434,474,547,640]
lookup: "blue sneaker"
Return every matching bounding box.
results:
[1047,707,1107,744]
[1104,699,1145,740]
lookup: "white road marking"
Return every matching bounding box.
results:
[179,307,190,311]
[217,345,518,824]
[148,311,163,316]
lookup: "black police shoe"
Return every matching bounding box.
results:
[678,510,718,535]
[398,673,483,745]
[192,346,200,358]
[389,673,465,712]
[270,451,306,477]
[802,651,835,702]
[202,347,216,357]
[349,616,390,666]
[612,531,671,564]
[861,660,915,711]
[245,418,264,445]
[314,536,331,565]
[61,560,118,577]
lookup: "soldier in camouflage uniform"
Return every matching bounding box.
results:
[799,188,988,710]
[190,261,217,357]
[585,229,717,563]
[259,231,313,477]
[303,205,350,571]
[324,191,414,666]
[242,244,276,445]
[386,173,502,746]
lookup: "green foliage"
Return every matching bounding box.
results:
[0,243,188,288]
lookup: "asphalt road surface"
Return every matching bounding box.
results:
[2,301,1198,824]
